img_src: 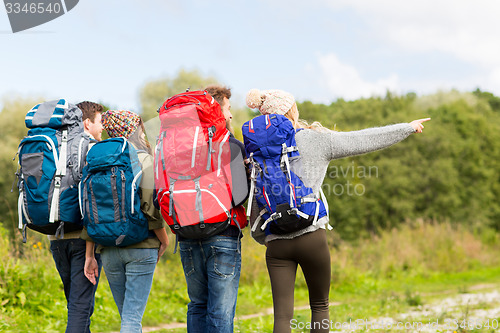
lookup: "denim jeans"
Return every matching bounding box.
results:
[179,235,242,333]
[50,238,102,333]
[100,247,158,333]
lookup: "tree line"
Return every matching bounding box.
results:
[1,70,499,241]
[297,89,500,240]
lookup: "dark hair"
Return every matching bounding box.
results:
[205,85,231,107]
[128,119,152,155]
[77,101,103,122]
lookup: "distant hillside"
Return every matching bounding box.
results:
[297,89,500,240]
[1,90,499,240]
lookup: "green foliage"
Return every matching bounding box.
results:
[2,89,500,243]
[2,222,500,332]
[138,69,219,121]
[404,289,423,306]
[473,88,500,112]
[0,224,67,332]
[0,97,41,237]
[298,90,500,240]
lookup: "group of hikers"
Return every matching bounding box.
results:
[15,84,429,333]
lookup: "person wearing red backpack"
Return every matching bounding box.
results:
[176,86,248,333]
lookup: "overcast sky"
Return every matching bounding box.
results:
[1,0,499,112]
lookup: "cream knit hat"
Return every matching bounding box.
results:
[246,89,295,115]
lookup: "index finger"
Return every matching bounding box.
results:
[418,118,431,123]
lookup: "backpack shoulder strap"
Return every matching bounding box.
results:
[318,187,332,230]
[135,150,150,166]
[49,129,68,224]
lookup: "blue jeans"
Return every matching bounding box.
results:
[50,238,102,333]
[179,235,242,333]
[100,247,158,333]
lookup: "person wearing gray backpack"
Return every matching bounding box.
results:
[16,99,104,332]
[48,101,104,333]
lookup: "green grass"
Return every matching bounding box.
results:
[2,222,500,332]
[234,268,500,332]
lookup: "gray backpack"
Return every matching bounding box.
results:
[15,99,91,241]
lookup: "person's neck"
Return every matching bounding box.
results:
[84,131,96,140]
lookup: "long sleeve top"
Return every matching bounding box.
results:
[250,123,416,244]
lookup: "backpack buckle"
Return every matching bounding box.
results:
[271,212,282,220]
[54,177,61,187]
[207,126,216,138]
[281,143,288,154]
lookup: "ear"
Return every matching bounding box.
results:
[83,118,91,131]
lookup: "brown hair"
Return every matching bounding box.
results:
[77,101,103,122]
[205,85,231,107]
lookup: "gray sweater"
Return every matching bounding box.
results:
[249,123,416,244]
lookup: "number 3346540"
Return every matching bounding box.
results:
[5,2,62,14]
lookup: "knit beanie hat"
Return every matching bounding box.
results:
[246,89,295,115]
[102,110,140,139]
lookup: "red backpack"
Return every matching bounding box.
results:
[155,91,247,239]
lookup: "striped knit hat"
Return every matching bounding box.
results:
[102,110,140,139]
[246,89,295,115]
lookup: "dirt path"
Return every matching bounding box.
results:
[334,284,500,332]
[108,284,500,333]
[108,302,342,333]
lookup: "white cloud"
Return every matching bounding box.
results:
[311,0,500,96]
[317,53,399,100]
[321,0,500,68]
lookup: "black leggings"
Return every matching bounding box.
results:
[266,229,331,333]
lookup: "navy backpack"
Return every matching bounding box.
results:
[16,99,90,241]
[242,114,328,236]
[79,138,149,247]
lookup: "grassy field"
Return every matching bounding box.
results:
[1,222,500,332]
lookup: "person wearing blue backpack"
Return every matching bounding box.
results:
[245,89,430,333]
[82,110,169,333]
[48,101,104,333]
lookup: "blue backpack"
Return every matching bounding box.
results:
[16,99,90,241]
[242,114,328,235]
[79,138,149,247]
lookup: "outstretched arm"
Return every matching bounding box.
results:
[326,118,430,160]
